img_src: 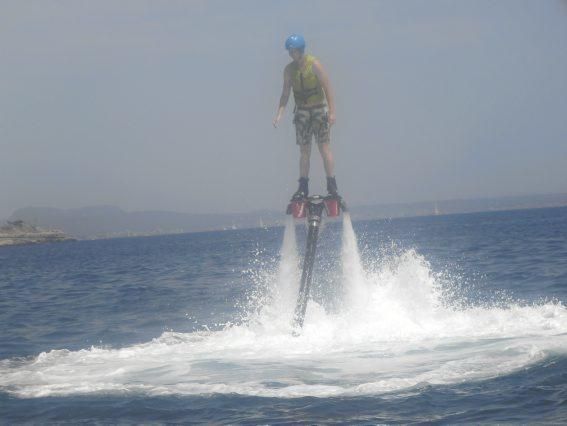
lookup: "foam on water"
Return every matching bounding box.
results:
[2,215,567,398]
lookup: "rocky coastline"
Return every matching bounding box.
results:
[0,220,74,247]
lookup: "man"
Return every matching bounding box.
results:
[273,34,340,200]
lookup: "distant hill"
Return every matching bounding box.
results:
[0,220,73,246]
[8,193,567,240]
[9,205,283,239]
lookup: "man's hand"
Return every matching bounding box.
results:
[328,111,336,127]
[273,108,284,128]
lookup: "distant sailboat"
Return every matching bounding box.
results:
[434,202,441,216]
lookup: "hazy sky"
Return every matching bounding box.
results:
[1,0,566,219]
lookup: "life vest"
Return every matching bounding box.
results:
[290,54,326,106]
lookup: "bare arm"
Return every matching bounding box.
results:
[273,66,292,128]
[312,59,336,126]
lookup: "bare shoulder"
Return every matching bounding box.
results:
[312,58,325,72]
[283,62,295,82]
[284,62,295,74]
[311,58,328,79]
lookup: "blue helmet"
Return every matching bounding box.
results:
[285,34,306,52]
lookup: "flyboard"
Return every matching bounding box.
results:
[287,194,347,332]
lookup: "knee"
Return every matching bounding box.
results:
[318,143,331,155]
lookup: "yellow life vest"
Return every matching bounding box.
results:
[290,54,326,106]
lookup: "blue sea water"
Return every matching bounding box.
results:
[1,206,567,423]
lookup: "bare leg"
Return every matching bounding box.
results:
[299,144,312,178]
[318,142,335,177]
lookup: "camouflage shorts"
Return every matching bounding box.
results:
[293,106,330,145]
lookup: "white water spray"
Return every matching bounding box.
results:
[275,216,300,314]
[341,212,368,309]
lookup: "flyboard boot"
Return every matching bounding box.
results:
[287,177,309,216]
[325,176,347,213]
[292,177,309,200]
[326,176,339,197]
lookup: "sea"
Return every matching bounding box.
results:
[1,206,566,424]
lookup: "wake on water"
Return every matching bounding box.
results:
[1,215,567,398]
